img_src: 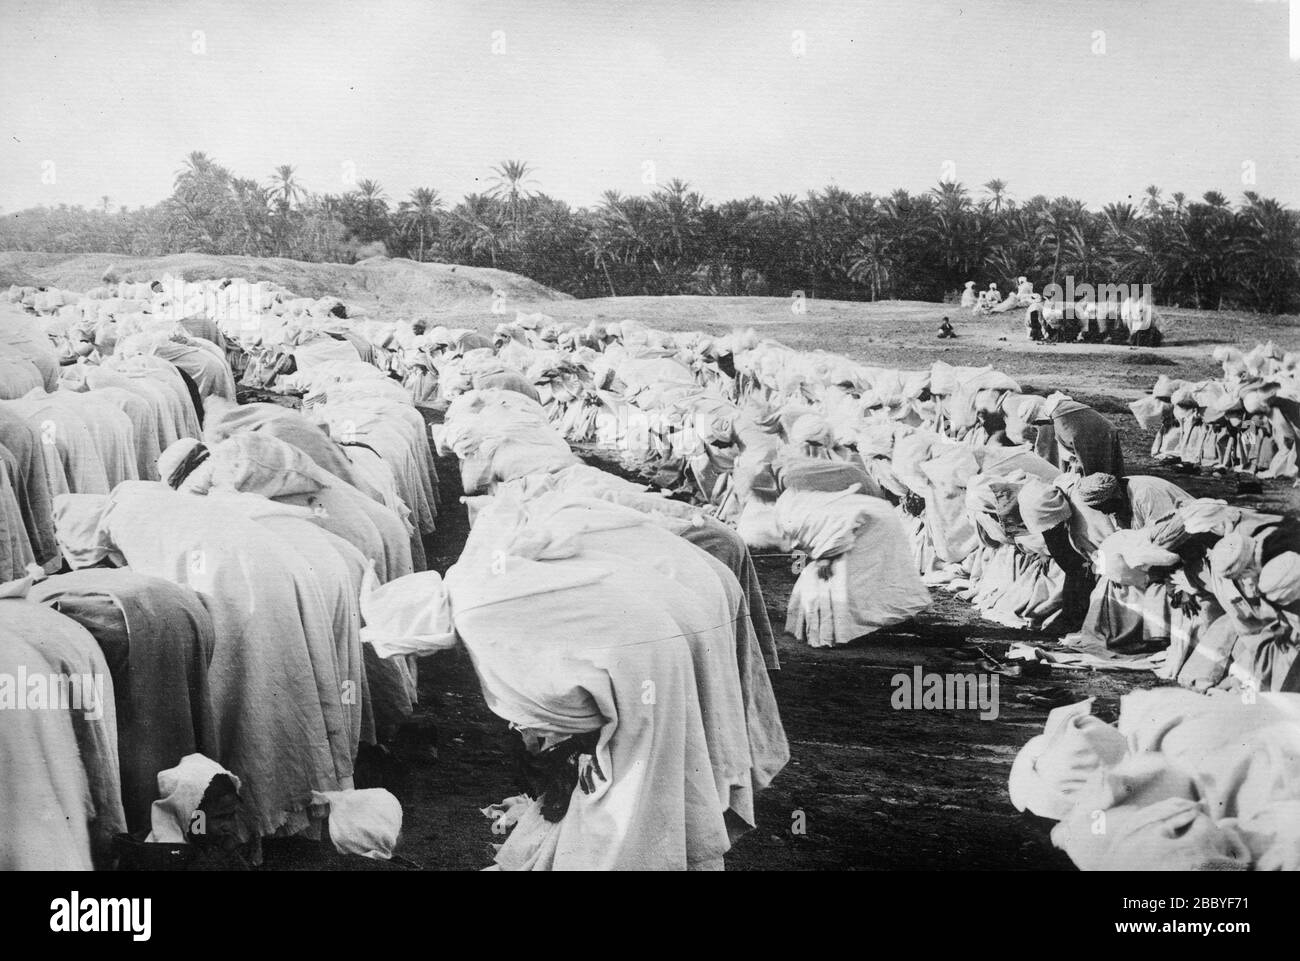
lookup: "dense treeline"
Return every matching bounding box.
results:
[2,152,1298,312]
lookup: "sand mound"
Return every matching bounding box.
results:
[0,261,51,289]
[0,251,570,320]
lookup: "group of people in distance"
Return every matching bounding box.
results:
[960,278,1163,347]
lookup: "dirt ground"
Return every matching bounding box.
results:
[250,298,1299,872]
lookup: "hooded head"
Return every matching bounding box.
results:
[1017,478,1073,534]
[1209,532,1260,584]
[1008,698,1129,821]
[1003,394,1047,443]
[52,493,114,569]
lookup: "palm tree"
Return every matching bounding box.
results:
[175,150,221,189]
[932,180,970,212]
[446,193,506,268]
[1035,198,1083,286]
[396,187,443,261]
[1233,196,1300,313]
[489,159,538,242]
[268,165,304,209]
[168,151,236,253]
[983,179,1008,214]
[356,178,386,210]
[650,178,703,277]
[929,181,975,289]
[1142,184,1164,217]
[848,233,892,301]
[350,179,389,245]
[1102,201,1137,234]
[1060,220,1117,285]
[583,229,619,296]
[1178,196,1237,308]
[229,177,273,255]
[757,194,809,296]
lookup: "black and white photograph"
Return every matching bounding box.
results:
[0,0,1297,919]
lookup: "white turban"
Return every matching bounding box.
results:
[157,437,203,486]
[148,753,242,843]
[52,493,114,569]
[1179,499,1236,535]
[1260,552,1300,608]
[1017,478,1073,534]
[1210,532,1258,581]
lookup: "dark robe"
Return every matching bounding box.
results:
[31,569,219,833]
[1051,401,1125,477]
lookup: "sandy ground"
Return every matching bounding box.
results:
[13,254,1297,870]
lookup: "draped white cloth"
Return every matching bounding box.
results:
[777,486,932,646]
[53,483,360,837]
[447,492,760,869]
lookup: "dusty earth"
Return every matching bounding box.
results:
[262,403,1292,873]
[9,253,1299,870]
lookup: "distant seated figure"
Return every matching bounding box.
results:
[1016,275,1034,305]
[1076,300,1101,342]
[960,281,977,310]
[1025,296,1044,341]
[937,316,957,339]
[1041,298,1065,342]
[1098,298,1126,344]
[1124,297,1162,348]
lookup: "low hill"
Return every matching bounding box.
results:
[0,251,571,320]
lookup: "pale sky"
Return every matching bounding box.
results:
[2,0,1298,213]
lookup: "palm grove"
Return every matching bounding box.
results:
[2,152,1298,313]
